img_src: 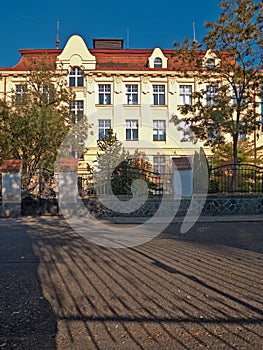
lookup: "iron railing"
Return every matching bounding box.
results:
[2,163,262,200]
[78,165,174,198]
[209,163,263,193]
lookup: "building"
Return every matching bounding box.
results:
[0,34,262,177]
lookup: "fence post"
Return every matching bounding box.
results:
[1,160,23,217]
[57,158,79,216]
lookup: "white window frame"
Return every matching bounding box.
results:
[206,85,218,106]
[98,119,111,140]
[207,122,218,141]
[153,85,165,105]
[233,86,244,106]
[98,84,111,105]
[70,100,84,123]
[179,85,192,105]
[178,121,193,142]
[125,84,138,105]
[154,57,163,68]
[69,67,84,87]
[126,120,138,141]
[206,58,215,69]
[238,121,246,140]
[69,100,84,159]
[15,84,28,101]
[153,156,166,174]
[42,85,53,104]
[153,120,166,141]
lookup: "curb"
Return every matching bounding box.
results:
[110,214,263,224]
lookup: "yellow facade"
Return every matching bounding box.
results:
[0,34,262,174]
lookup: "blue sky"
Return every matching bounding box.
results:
[0,0,220,68]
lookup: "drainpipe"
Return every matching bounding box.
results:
[3,76,7,102]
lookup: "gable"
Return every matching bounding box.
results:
[148,48,168,69]
[56,34,96,70]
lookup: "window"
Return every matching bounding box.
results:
[126,120,138,140]
[153,156,166,174]
[98,84,111,104]
[69,100,84,159]
[98,120,111,140]
[70,100,84,123]
[69,67,84,87]
[125,85,138,104]
[207,123,218,141]
[206,58,215,69]
[238,121,246,140]
[153,120,166,141]
[178,121,192,142]
[179,85,192,105]
[153,85,165,105]
[15,84,27,102]
[206,85,218,106]
[233,87,244,106]
[42,85,53,104]
[154,57,163,68]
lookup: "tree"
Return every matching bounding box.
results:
[211,139,263,168]
[95,128,128,175]
[0,56,77,192]
[92,129,129,195]
[172,0,263,168]
[93,129,157,196]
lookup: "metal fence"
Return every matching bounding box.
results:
[2,163,262,201]
[78,165,174,198]
[209,163,263,193]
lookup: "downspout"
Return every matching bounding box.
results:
[3,76,7,102]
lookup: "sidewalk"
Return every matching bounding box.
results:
[0,217,263,350]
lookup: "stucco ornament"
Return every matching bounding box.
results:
[114,75,122,94]
[141,76,150,94]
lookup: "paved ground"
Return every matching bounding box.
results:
[0,216,263,350]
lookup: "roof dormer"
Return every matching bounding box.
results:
[203,49,220,69]
[148,48,167,69]
[56,34,96,71]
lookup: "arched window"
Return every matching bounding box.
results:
[69,67,84,87]
[154,57,163,68]
[206,58,215,69]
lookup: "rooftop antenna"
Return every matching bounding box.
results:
[192,21,197,45]
[127,27,129,49]
[56,21,60,49]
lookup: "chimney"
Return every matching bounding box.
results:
[93,38,124,50]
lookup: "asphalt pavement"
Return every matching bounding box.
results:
[0,216,263,350]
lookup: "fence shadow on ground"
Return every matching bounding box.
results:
[0,219,57,350]
[17,217,263,350]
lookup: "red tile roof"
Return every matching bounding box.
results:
[56,158,79,172]
[0,47,235,72]
[0,49,61,71]
[0,160,23,173]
